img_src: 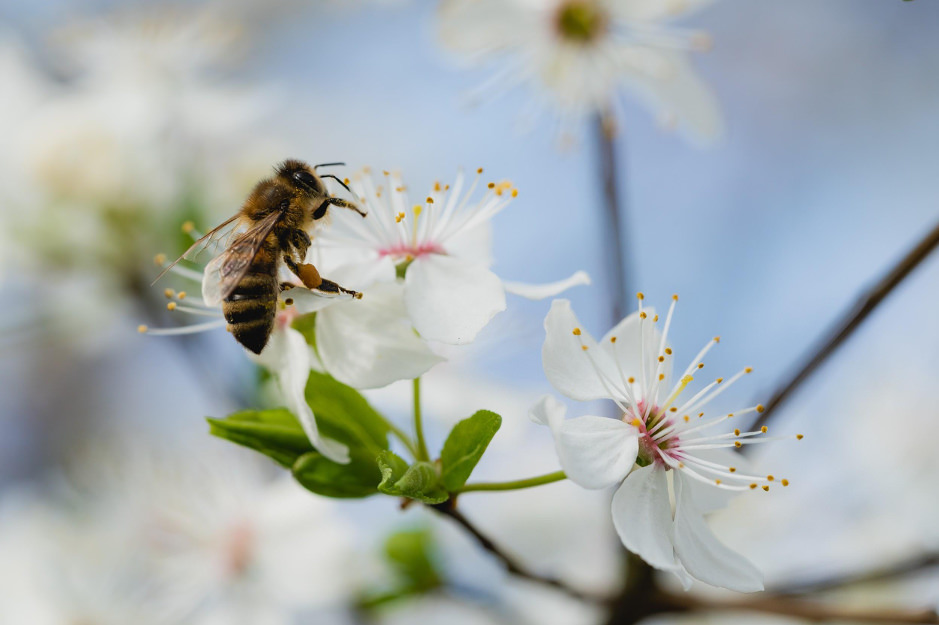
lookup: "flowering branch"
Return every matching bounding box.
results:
[429,500,607,604]
[749,218,939,434]
[595,111,631,324]
[770,551,939,596]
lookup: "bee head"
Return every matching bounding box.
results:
[277,159,326,196]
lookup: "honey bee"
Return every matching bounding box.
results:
[155,159,366,354]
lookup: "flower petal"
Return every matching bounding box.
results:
[255,327,350,464]
[317,282,444,389]
[404,254,506,345]
[503,270,591,300]
[528,394,566,433]
[609,0,715,22]
[542,299,620,402]
[611,464,679,572]
[673,473,764,592]
[556,416,637,489]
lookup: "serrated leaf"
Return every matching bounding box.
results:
[439,410,502,491]
[208,408,312,469]
[305,370,389,454]
[377,452,448,504]
[292,448,382,498]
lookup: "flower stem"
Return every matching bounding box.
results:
[386,420,420,460]
[413,377,430,461]
[456,470,567,493]
[594,110,631,325]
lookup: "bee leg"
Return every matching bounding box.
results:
[284,256,363,299]
[288,229,311,260]
[314,197,367,219]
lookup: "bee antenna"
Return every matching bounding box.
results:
[313,162,345,170]
[320,174,353,194]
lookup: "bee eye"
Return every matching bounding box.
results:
[293,170,319,191]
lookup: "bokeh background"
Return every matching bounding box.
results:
[1,0,938,623]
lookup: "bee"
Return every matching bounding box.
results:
[155,159,366,354]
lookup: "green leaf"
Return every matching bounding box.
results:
[292,448,383,498]
[377,451,448,504]
[304,370,389,455]
[439,410,502,491]
[208,408,311,469]
[290,312,317,349]
[384,527,442,592]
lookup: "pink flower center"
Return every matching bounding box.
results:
[378,242,445,259]
[225,520,256,578]
[275,306,299,329]
[625,401,678,467]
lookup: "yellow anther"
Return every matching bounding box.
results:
[477,167,484,174]
[363,166,372,174]
[181,221,195,234]
[636,292,645,300]
[714,336,721,343]
[639,312,647,319]
[581,345,588,351]
[167,302,177,311]
[728,413,735,418]
[745,367,753,373]
[343,178,350,185]
[487,182,495,189]
[658,373,665,381]
[761,426,768,433]
[672,294,679,301]
[511,189,518,198]
[683,415,689,422]
[395,212,405,223]
[395,185,405,192]
[756,404,765,412]
[715,479,721,485]
[678,462,685,468]
[729,467,737,473]
[154,253,167,266]
[698,412,704,417]
[716,377,724,383]
[177,292,187,300]
[630,418,642,428]
[383,170,390,176]
[734,429,740,436]
[767,475,775,481]
[781,479,790,487]
[137,325,148,333]
[762,485,770,492]
[653,315,659,322]
[445,184,450,190]
[669,407,677,412]
[572,327,582,336]
[796,434,804,440]
[658,356,665,363]
[665,348,672,355]
[697,363,704,369]
[749,483,757,489]
[434,181,441,191]
[734,441,743,448]
[164,288,175,298]
[610,336,617,343]
[426,197,434,204]
[628,377,635,384]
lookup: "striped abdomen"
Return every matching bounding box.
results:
[223,240,279,354]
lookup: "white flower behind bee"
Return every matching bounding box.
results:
[534,295,802,591]
[316,168,590,345]
[437,0,722,143]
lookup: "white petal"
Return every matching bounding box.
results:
[611,464,679,572]
[673,473,764,592]
[317,282,444,389]
[556,416,637,490]
[542,299,620,402]
[503,270,591,300]
[599,307,672,402]
[528,394,566,432]
[684,449,744,513]
[255,327,350,464]
[608,0,715,22]
[404,254,506,345]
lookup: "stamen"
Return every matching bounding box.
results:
[138,320,227,336]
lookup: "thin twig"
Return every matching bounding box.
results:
[595,111,630,325]
[749,219,939,434]
[429,502,607,604]
[665,592,939,624]
[771,551,939,596]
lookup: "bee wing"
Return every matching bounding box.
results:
[202,211,282,306]
[151,213,242,285]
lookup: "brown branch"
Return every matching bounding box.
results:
[665,592,939,624]
[429,501,607,604]
[595,111,631,326]
[771,552,939,596]
[749,218,939,434]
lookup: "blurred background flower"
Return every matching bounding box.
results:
[1,0,938,623]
